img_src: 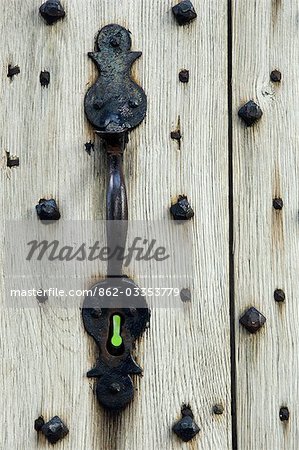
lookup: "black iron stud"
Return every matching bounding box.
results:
[36,199,61,222]
[40,71,50,87]
[179,69,190,83]
[279,407,290,422]
[170,195,194,221]
[270,70,282,83]
[6,151,19,167]
[274,289,285,303]
[180,288,191,302]
[39,0,65,25]
[172,1,197,26]
[36,289,49,304]
[40,416,69,444]
[273,197,283,210]
[34,416,45,432]
[173,405,200,442]
[170,130,182,142]
[213,404,224,415]
[238,100,263,126]
[239,307,266,333]
[7,65,20,79]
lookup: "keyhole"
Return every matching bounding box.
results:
[107,314,124,356]
[111,315,122,347]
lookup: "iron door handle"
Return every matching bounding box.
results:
[82,24,150,412]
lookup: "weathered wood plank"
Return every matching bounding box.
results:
[0,1,230,449]
[233,0,299,448]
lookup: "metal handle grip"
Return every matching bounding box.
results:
[105,133,128,276]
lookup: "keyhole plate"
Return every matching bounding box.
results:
[82,276,150,411]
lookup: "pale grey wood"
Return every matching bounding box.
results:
[0,1,230,449]
[233,0,299,448]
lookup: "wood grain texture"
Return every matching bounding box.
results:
[0,1,230,449]
[233,0,299,448]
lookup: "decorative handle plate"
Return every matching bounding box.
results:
[82,24,150,412]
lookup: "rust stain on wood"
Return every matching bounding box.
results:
[102,411,121,450]
[187,437,198,450]
[272,0,282,23]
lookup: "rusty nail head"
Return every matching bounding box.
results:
[171,130,182,141]
[170,195,194,221]
[273,197,283,210]
[238,100,263,126]
[180,288,191,302]
[40,71,50,87]
[39,0,66,25]
[239,307,266,334]
[172,1,197,26]
[128,98,140,108]
[110,36,121,47]
[36,199,61,222]
[6,152,19,168]
[34,416,45,432]
[173,404,200,442]
[279,407,290,422]
[270,70,282,83]
[40,416,69,444]
[84,141,94,155]
[179,69,190,83]
[213,404,224,415]
[274,289,285,303]
[109,382,121,394]
[7,65,20,79]
[36,289,49,304]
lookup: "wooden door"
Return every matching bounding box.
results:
[0,1,297,449]
[233,1,299,449]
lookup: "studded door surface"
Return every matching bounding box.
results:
[0,1,297,450]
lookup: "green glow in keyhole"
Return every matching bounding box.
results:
[111,315,122,348]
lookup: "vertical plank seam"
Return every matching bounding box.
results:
[228,0,238,448]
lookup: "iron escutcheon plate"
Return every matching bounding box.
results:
[84,24,147,133]
[82,277,150,411]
